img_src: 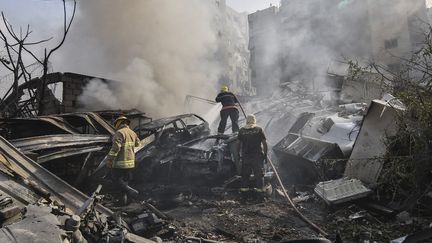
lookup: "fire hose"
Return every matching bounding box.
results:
[234,94,328,237]
[266,155,328,236]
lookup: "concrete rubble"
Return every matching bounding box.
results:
[0,76,430,242]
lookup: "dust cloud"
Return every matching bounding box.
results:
[255,0,428,95]
[59,0,221,117]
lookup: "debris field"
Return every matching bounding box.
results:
[0,73,429,243]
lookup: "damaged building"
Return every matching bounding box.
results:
[213,0,254,96]
[248,0,428,96]
[2,0,432,242]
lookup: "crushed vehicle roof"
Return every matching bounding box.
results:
[95,109,151,119]
[139,114,206,131]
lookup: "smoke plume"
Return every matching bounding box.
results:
[252,0,428,96]
[58,0,221,117]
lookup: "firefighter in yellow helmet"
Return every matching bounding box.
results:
[237,114,268,195]
[215,85,239,134]
[107,116,141,201]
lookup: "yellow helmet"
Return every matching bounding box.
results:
[114,116,130,129]
[221,85,229,92]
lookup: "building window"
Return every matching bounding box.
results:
[385,38,398,49]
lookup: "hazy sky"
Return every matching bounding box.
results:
[0,0,430,53]
[227,0,432,12]
[0,0,281,31]
[226,0,280,13]
[1,0,431,21]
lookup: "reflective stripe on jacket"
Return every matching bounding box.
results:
[108,125,140,169]
[221,105,238,111]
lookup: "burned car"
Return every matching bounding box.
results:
[171,134,240,181]
[134,114,210,180]
[172,134,276,188]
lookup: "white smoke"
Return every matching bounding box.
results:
[251,0,429,96]
[58,0,221,117]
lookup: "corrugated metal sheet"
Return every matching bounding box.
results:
[0,136,112,215]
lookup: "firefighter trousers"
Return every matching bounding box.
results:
[241,154,265,189]
[218,108,239,134]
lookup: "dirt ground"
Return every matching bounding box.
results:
[96,181,432,243]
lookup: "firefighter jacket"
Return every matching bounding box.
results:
[108,124,140,169]
[215,91,238,110]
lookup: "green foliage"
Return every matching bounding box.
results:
[347,27,432,205]
[379,129,431,203]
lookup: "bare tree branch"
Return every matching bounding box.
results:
[46,0,76,60]
[0,29,17,71]
[0,1,77,117]
[10,37,53,47]
[37,0,77,115]
[20,45,43,65]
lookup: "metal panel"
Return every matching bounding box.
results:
[314,178,372,205]
[274,133,345,163]
[344,100,403,186]
[273,133,346,182]
[11,134,110,152]
[57,112,116,135]
[0,136,112,215]
[37,146,104,164]
[0,205,65,243]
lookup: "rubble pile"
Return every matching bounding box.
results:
[0,77,431,242]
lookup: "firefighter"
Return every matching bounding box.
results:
[237,114,268,194]
[106,116,141,201]
[215,85,239,134]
